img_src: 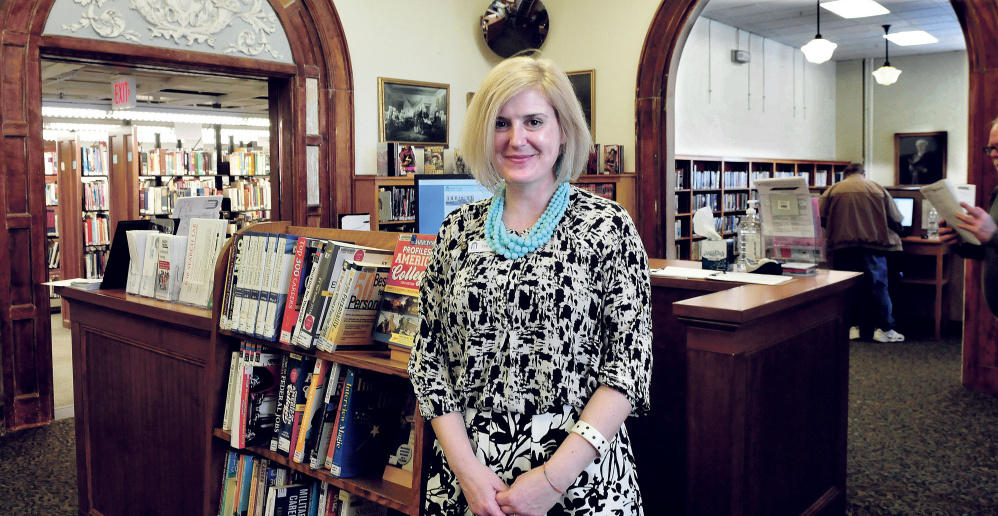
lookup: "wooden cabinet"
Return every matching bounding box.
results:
[673,156,848,260]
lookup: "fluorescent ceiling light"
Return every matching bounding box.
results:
[821,0,890,19]
[885,30,939,46]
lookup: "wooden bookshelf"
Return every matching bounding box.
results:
[673,156,848,260]
[352,173,638,232]
[208,222,427,516]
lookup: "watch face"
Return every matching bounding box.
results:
[481,0,549,58]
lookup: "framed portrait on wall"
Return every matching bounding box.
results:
[566,70,595,140]
[378,78,449,146]
[895,131,947,185]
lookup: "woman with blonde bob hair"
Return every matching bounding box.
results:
[409,54,652,516]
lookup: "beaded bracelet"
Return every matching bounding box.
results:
[542,462,566,494]
[571,420,610,458]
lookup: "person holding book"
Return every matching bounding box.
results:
[938,117,998,316]
[407,54,652,516]
[819,162,906,343]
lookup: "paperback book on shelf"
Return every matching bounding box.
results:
[372,234,436,354]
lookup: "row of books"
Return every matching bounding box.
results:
[82,213,110,246]
[376,186,414,222]
[81,142,108,176]
[82,179,109,211]
[227,148,268,176]
[574,182,616,200]
[45,182,58,205]
[47,239,60,269]
[83,248,107,279]
[722,192,749,211]
[141,148,217,176]
[223,345,415,483]
[223,179,272,212]
[139,181,222,215]
[220,232,434,355]
[217,451,388,516]
[46,209,59,236]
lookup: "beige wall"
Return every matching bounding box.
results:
[335,1,967,192]
[835,52,969,187]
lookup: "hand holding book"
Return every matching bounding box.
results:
[938,202,997,246]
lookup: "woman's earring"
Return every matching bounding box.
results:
[559,143,567,156]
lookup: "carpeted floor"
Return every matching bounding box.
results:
[1,334,995,515]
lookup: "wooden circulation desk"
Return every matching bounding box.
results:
[628,260,860,516]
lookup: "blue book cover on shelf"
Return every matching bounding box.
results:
[328,368,408,478]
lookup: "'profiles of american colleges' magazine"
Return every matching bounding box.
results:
[371,233,437,350]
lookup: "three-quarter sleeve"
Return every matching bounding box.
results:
[596,209,653,416]
[407,217,463,420]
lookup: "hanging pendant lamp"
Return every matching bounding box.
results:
[872,24,902,85]
[801,0,837,64]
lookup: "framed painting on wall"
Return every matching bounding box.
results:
[895,131,946,185]
[566,70,595,140]
[378,78,449,147]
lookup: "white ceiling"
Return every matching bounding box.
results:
[699,0,965,61]
[42,59,270,116]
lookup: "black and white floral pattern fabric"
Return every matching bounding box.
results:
[424,406,644,515]
[407,186,653,514]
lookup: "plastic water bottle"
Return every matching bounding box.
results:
[736,201,762,272]
[927,207,939,238]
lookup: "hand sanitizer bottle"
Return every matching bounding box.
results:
[736,200,762,272]
[927,207,939,238]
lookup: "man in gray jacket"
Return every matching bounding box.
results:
[819,163,905,342]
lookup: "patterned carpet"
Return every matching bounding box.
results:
[0,335,995,515]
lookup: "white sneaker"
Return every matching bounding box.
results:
[873,328,905,342]
[849,326,860,340]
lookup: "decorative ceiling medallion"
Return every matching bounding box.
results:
[62,0,284,60]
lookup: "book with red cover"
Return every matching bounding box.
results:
[371,233,436,349]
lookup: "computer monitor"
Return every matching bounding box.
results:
[414,174,494,235]
[894,197,915,230]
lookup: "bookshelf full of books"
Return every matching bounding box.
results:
[211,223,430,516]
[352,173,637,233]
[137,145,271,231]
[672,156,849,260]
[44,145,61,309]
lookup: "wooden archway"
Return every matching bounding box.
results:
[0,0,355,432]
[635,0,998,392]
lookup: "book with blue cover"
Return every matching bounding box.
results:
[327,368,408,478]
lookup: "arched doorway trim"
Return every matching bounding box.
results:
[0,0,353,432]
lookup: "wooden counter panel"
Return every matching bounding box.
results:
[60,287,214,332]
[76,327,207,516]
[68,297,213,363]
[685,299,848,516]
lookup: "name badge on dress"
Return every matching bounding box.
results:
[468,240,492,254]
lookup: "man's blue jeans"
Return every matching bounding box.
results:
[832,247,896,332]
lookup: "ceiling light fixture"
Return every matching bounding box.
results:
[872,24,902,86]
[885,30,939,46]
[820,0,890,19]
[801,0,837,64]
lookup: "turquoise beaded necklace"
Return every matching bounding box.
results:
[485,181,570,260]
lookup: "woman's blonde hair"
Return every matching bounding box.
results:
[461,54,593,192]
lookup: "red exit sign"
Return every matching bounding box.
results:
[112,76,136,110]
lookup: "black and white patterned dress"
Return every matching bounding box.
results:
[408,186,653,515]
